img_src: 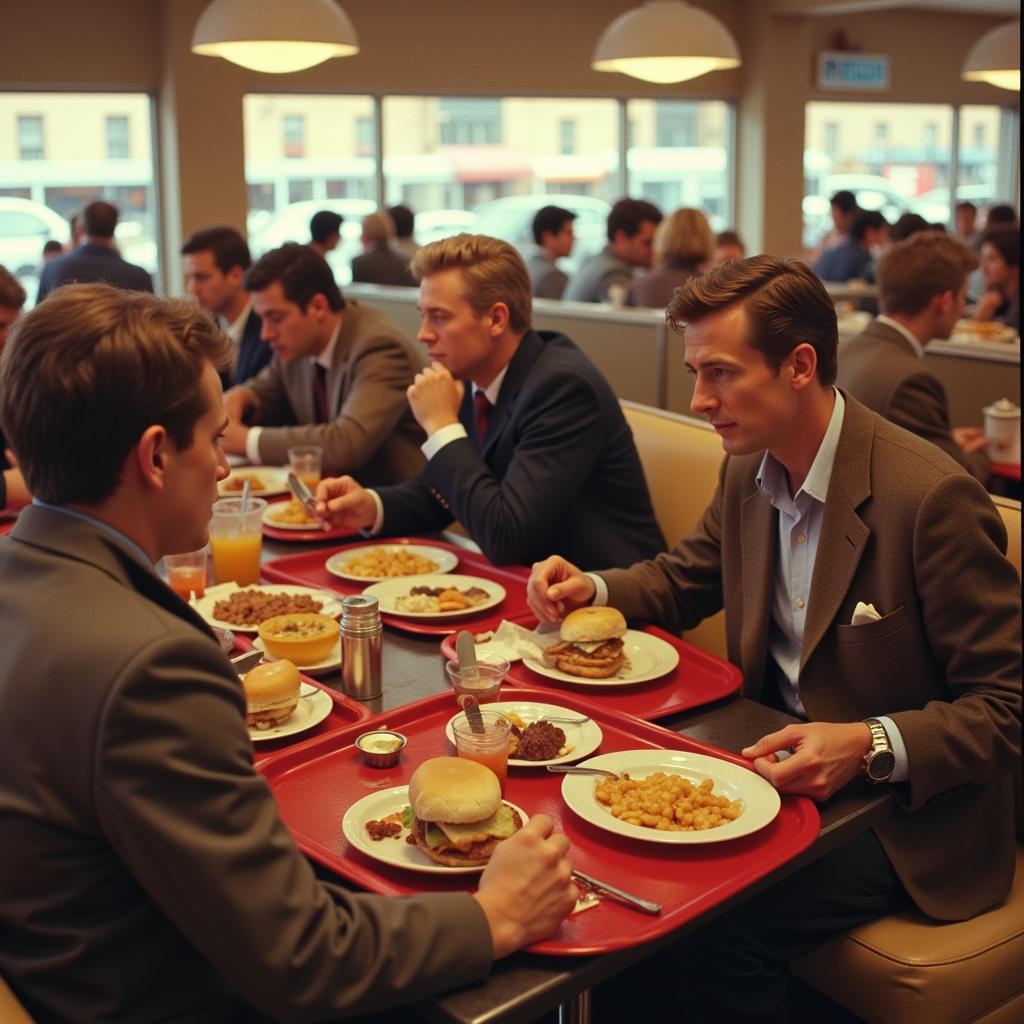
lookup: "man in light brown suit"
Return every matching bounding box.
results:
[836,231,989,482]
[528,256,1021,1023]
[0,285,577,1021]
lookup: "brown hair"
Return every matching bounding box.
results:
[0,265,26,309]
[181,225,252,274]
[980,226,1020,269]
[667,255,838,385]
[654,208,714,266]
[876,233,979,316]
[243,242,344,312]
[0,284,230,505]
[410,234,532,334]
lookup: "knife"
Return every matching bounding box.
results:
[571,869,662,915]
[455,630,486,734]
[230,649,264,674]
[287,471,321,522]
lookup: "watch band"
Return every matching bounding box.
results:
[862,717,895,783]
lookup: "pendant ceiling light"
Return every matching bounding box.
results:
[961,20,1020,92]
[592,1,740,85]
[192,0,359,74]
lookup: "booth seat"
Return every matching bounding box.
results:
[0,976,33,1023]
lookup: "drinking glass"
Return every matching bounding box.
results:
[209,497,266,586]
[162,547,208,600]
[445,654,509,707]
[451,709,511,795]
[288,445,323,492]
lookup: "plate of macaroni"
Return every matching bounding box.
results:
[263,499,320,530]
[560,749,781,844]
[219,467,290,498]
[325,543,459,582]
[362,574,506,618]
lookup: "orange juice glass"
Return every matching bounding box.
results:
[451,709,511,795]
[445,655,509,707]
[162,548,208,600]
[288,446,323,492]
[209,497,266,586]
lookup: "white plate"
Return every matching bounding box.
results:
[325,544,459,582]
[362,574,506,619]
[342,787,529,875]
[253,635,341,675]
[194,582,343,633]
[443,702,603,767]
[248,685,332,742]
[522,629,680,686]
[218,466,290,498]
[262,501,321,531]
[561,749,781,845]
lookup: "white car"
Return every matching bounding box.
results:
[0,197,70,301]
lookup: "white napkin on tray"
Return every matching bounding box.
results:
[467,619,561,663]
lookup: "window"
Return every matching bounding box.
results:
[654,102,699,147]
[973,123,986,149]
[283,114,305,158]
[17,115,44,160]
[355,116,373,157]
[873,122,889,146]
[439,98,501,145]
[106,115,130,159]
[559,119,576,156]
[957,106,1016,221]
[823,122,839,158]
[922,122,938,150]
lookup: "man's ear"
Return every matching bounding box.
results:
[788,342,819,391]
[487,302,510,336]
[135,425,169,492]
[932,289,955,318]
[226,265,245,290]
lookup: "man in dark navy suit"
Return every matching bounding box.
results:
[181,225,272,388]
[37,200,153,303]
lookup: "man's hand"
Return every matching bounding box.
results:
[526,556,596,623]
[313,476,377,532]
[406,363,465,437]
[972,290,1004,322]
[221,420,250,455]
[741,721,873,802]
[223,386,257,424]
[474,814,577,958]
[952,426,989,456]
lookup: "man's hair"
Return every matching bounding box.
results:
[42,239,64,257]
[980,226,1020,269]
[361,211,395,246]
[309,210,343,244]
[955,200,977,215]
[82,201,119,239]
[889,212,931,242]
[876,232,978,316]
[830,190,858,215]
[410,234,532,334]
[715,229,745,253]
[0,284,230,505]
[985,203,1018,227]
[532,205,576,245]
[850,209,887,243]
[654,208,714,265]
[0,266,26,309]
[387,204,415,239]
[180,225,252,274]
[243,242,344,311]
[607,198,663,242]
[667,255,838,385]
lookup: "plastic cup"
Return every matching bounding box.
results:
[606,282,627,308]
[288,445,323,491]
[451,709,511,795]
[209,497,266,586]
[445,654,509,708]
[162,547,208,600]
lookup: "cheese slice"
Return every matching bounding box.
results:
[574,640,609,654]
[434,804,517,850]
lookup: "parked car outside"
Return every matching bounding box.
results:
[0,197,70,306]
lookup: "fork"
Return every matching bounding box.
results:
[546,765,620,778]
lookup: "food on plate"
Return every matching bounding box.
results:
[407,756,522,866]
[266,499,318,526]
[595,771,743,832]
[212,589,324,626]
[544,606,627,678]
[503,712,572,760]
[257,612,338,664]
[394,585,490,614]
[242,659,300,730]
[222,472,267,492]
[365,811,404,841]
[341,547,440,578]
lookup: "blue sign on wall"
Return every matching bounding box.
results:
[817,51,890,91]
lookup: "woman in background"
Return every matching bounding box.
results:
[625,207,713,309]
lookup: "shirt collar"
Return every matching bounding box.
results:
[875,315,924,358]
[224,298,252,346]
[473,363,510,407]
[756,388,846,507]
[31,498,153,568]
[314,317,342,371]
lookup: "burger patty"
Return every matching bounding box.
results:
[545,638,623,663]
[411,808,524,867]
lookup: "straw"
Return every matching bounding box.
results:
[240,479,251,514]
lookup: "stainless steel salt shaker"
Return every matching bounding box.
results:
[340,594,383,700]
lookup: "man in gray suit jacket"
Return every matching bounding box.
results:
[836,231,990,481]
[525,205,576,299]
[0,284,576,1021]
[221,243,426,483]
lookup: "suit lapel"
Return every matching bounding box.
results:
[739,485,777,699]
[478,331,544,454]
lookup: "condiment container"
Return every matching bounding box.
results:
[983,398,1021,464]
[355,730,407,768]
[340,594,383,700]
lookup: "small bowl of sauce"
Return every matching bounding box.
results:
[356,730,408,768]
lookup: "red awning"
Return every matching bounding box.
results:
[440,145,533,183]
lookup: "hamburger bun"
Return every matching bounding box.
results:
[242,659,300,729]
[544,606,627,678]
[559,606,626,643]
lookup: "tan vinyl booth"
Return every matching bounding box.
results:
[792,495,1024,1024]
[0,977,34,1023]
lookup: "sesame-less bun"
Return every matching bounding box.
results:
[408,757,501,824]
[560,606,627,644]
[242,659,300,729]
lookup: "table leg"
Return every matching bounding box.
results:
[558,988,591,1024]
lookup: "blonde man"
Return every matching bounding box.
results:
[351,210,415,286]
[626,207,713,308]
[315,233,665,568]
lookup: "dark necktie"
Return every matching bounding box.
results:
[313,364,329,423]
[474,389,491,448]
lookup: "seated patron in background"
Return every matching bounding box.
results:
[813,209,887,283]
[889,211,932,243]
[388,202,420,262]
[0,285,577,1021]
[815,189,858,255]
[315,234,665,569]
[66,210,86,251]
[954,200,980,248]
[974,226,1020,330]
[221,243,426,482]
[0,266,30,513]
[712,229,746,265]
[836,232,989,481]
[526,205,576,300]
[528,256,1021,1023]
[37,200,153,302]
[564,198,662,303]
[41,239,64,264]
[181,225,273,388]
[351,211,416,287]
[308,209,342,258]
[625,207,712,308]
[982,203,1019,229]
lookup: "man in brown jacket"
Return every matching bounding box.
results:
[528,256,1021,1022]
[0,285,577,1021]
[836,231,990,481]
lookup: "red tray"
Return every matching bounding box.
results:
[261,497,358,543]
[257,689,820,956]
[440,617,742,722]
[0,518,15,537]
[260,538,532,636]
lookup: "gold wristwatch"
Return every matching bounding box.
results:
[862,718,896,783]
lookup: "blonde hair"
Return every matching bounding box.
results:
[410,234,532,334]
[654,208,714,267]
[361,211,395,246]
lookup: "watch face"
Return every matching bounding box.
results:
[867,750,896,781]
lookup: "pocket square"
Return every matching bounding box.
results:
[851,601,882,626]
